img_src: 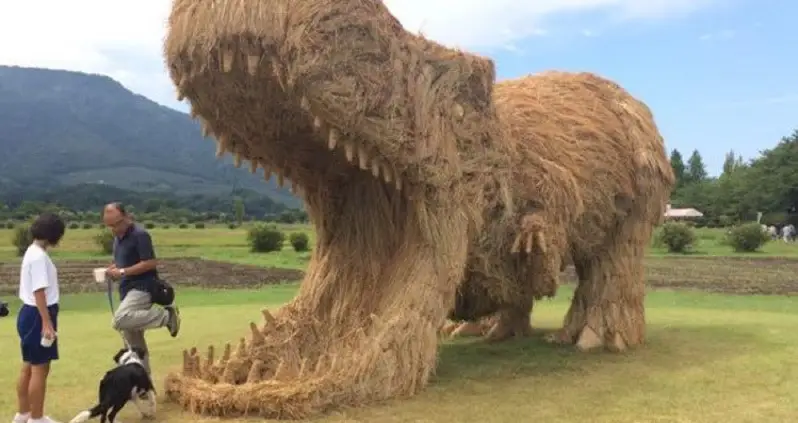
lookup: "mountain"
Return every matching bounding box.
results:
[0,65,299,207]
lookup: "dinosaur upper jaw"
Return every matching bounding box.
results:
[164,0,500,199]
[174,60,403,198]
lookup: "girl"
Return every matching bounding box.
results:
[13,212,66,423]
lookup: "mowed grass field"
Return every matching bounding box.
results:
[1,225,798,422]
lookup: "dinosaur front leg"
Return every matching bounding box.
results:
[480,213,564,342]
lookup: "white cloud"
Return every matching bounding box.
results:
[0,0,714,110]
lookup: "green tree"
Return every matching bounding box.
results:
[233,196,245,225]
[669,149,686,187]
[685,149,707,184]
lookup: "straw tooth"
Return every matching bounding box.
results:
[371,159,380,177]
[263,166,272,181]
[261,308,276,332]
[382,164,393,183]
[200,121,210,138]
[300,96,310,112]
[246,55,259,75]
[248,160,258,174]
[524,232,534,253]
[206,345,215,366]
[190,346,197,356]
[344,140,355,162]
[221,343,231,363]
[290,180,298,194]
[395,177,403,191]
[328,128,338,149]
[220,359,236,383]
[358,146,368,170]
[246,360,264,383]
[233,152,242,168]
[178,74,188,90]
[176,91,185,101]
[235,337,246,357]
[182,349,191,374]
[216,136,230,158]
[313,116,323,130]
[535,232,547,254]
[190,354,201,377]
[249,321,264,345]
[277,172,285,187]
[221,48,234,72]
[510,234,523,253]
[189,107,197,119]
[453,103,464,119]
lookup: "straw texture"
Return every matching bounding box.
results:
[447,71,675,346]
[162,0,673,418]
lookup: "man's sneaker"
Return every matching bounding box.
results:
[165,305,181,337]
[28,417,61,423]
[11,412,29,423]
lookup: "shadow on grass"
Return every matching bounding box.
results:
[432,323,771,385]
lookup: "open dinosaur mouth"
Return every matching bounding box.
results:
[175,53,407,200]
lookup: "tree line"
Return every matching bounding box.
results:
[0,183,308,225]
[668,128,798,227]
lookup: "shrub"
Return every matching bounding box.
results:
[658,222,696,253]
[289,232,310,252]
[82,223,93,229]
[228,223,238,229]
[247,224,285,253]
[144,222,156,229]
[194,222,205,229]
[725,223,769,252]
[93,230,115,255]
[68,222,80,229]
[162,224,171,229]
[12,224,32,257]
[6,221,14,229]
[179,223,188,229]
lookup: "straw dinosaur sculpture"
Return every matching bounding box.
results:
[162,0,675,418]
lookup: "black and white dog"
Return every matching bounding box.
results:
[69,347,156,423]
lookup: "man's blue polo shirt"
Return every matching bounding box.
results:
[113,223,159,299]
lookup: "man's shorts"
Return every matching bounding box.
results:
[17,303,60,365]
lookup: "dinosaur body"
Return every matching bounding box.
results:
[162,0,674,418]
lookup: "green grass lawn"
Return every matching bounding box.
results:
[1,225,796,263]
[0,224,315,268]
[2,285,798,422]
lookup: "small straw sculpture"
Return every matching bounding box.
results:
[162,0,674,419]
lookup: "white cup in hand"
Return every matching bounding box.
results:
[40,333,56,348]
[93,267,107,283]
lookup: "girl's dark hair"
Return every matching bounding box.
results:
[30,212,66,246]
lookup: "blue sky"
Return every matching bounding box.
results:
[474,0,796,176]
[1,0,793,177]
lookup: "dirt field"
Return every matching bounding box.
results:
[620,256,798,295]
[1,255,796,296]
[0,258,304,295]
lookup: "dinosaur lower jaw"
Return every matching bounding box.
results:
[164,173,472,419]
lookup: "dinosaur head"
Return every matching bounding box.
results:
[164,0,503,206]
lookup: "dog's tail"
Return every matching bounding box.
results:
[68,403,106,423]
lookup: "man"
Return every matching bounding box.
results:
[102,202,180,374]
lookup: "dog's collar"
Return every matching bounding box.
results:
[122,356,144,367]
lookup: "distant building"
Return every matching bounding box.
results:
[664,203,703,220]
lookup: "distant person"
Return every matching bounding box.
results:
[102,202,180,375]
[13,212,66,423]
